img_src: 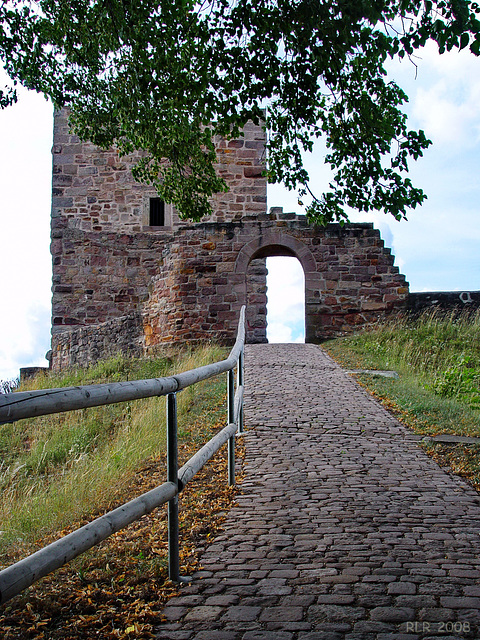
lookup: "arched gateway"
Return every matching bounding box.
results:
[236,230,315,343]
[50,110,408,370]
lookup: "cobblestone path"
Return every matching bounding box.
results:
[155,344,480,640]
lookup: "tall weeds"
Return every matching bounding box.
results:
[324,309,480,431]
[0,345,227,554]
[338,309,479,377]
[324,310,480,488]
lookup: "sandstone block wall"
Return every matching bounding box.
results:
[141,217,408,349]
[52,314,143,371]
[50,216,408,369]
[51,110,266,234]
[50,110,409,371]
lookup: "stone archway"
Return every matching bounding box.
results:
[51,217,409,369]
[235,231,317,343]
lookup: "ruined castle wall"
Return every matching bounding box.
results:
[51,226,172,331]
[51,109,267,336]
[52,314,143,371]
[210,122,267,222]
[140,218,408,351]
[407,291,480,314]
[52,110,152,235]
[50,110,409,371]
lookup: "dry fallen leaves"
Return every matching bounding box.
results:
[0,417,245,639]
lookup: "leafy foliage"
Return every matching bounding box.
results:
[2,0,480,222]
[431,355,480,406]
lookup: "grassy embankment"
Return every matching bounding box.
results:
[0,344,241,639]
[323,309,480,490]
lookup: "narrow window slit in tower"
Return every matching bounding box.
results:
[149,198,165,226]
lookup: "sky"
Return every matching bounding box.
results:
[1,42,480,381]
[267,42,480,344]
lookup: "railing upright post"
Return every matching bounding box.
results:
[227,368,235,486]
[238,348,244,434]
[0,307,247,603]
[167,392,180,582]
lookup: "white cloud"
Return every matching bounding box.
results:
[0,302,51,381]
[413,80,480,148]
[0,80,53,380]
[267,136,333,214]
[387,42,480,150]
[266,257,305,343]
[267,322,296,343]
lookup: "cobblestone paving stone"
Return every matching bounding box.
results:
[155,344,480,640]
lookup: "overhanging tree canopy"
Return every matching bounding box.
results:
[1,0,479,223]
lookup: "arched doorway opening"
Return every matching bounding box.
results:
[235,232,316,344]
[266,256,305,343]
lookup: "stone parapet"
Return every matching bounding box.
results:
[407,291,480,314]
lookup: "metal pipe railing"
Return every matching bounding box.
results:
[0,306,246,602]
[0,307,246,425]
[0,481,178,604]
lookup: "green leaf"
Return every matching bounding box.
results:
[0,0,476,222]
[460,32,470,49]
[471,36,480,54]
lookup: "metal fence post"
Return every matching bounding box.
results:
[0,306,246,602]
[227,368,235,486]
[238,348,244,434]
[167,392,180,582]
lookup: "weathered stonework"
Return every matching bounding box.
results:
[50,109,409,371]
[407,290,480,314]
[139,218,409,350]
[52,314,143,371]
[51,109,267,233]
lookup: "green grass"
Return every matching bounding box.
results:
[324,309,480,375]
[0,345,228,556]
[323,309,480,488]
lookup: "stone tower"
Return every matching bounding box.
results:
[50,110,409,370]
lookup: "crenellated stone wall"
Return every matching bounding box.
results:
[50,110,409,371]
